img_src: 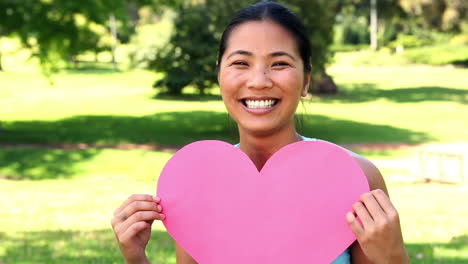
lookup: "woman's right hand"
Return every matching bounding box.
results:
[111,194,165,264]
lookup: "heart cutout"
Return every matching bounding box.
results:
[157,140,369,264]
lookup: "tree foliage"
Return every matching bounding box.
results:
[148,0,340,95]
[333,0,405,46]
[149,4,218,95]
[0,0,158,75]
[399,0,468,32]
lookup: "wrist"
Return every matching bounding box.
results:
[388,248,410,264]
[124,255,151,264]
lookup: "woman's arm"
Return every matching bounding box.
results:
[348,154,409,264]
[175,241,198,264]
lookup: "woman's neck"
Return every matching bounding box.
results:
[238,126,301,171]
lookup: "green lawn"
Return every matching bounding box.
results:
[333,44,468,67]
[1,65,467,146]
[1,63,467,263]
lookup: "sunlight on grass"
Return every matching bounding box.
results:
[389,183,468,263]
[332,44,468,67]
[0,150,171,232]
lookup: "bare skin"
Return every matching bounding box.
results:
[111,20,409,264]
[111,194,165,264]
[347,153,409,264]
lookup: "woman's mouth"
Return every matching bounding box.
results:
[242,99,279,109]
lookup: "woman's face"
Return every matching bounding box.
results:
[218,20,310,136]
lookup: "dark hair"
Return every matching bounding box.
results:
[217,1,312,73]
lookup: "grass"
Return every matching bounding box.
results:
[1,59,467,262]
[1,65,467,146]
[0,148,172,180]
[0,149,176,263]
[403,44,468,66]
[1,173,467,263]
[333,44,468,67]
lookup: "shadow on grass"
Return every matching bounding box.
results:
[0,229,176,264]
[0,148,100,180]
[298,113,432,144]
[1,229,466,264]
[451,59,468,68]
[1,111,432,146]
[0,111,432,180]
[314,84,468,104]
[0,111,237,146]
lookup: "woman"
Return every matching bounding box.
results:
[111,2,410,263]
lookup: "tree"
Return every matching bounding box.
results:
[284,0,338,93]
[148,0,342,95]
[370,0,378,50]
[0,0,157,74]
[149,4,219,95]
[399,0,468,32]
[333,0,406,47]
[0,36,3,71]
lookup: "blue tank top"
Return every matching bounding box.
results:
[235,136,352,263]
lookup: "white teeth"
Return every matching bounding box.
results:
[245,99,277,109]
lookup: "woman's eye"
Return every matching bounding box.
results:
[272,62,289,67]
[232,61,248,66]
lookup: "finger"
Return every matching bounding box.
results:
[114,194,158,216]
[371,189,397,216]
[124,200,162,218]
[352,202,374,228]
[119,221,151,244]
[360,192,387,222]
[114,200,161,227]
[111,210,134,228]
[346,212,364,237]
[116,211,165,234]
[372,190,400,223]
[154,196,161,203]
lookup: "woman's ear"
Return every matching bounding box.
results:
[302,73,311,97]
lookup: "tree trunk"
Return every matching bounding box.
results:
[0,35,3,71]
[0,51,3,71]
[313,71,338,95]
[126,1,140,27]
[109,14,118,70]
[370,0,378,51]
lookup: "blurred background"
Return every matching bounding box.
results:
[0,0,467,263]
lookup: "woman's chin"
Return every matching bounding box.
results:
[237,121,291,137]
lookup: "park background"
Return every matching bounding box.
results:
[0,0,467,263]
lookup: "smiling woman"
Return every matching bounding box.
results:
[111,2,410,264]
[218,20,309,143]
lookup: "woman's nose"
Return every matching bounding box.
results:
[246,67,273,90]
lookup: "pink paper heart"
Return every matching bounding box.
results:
[157,140,369,264]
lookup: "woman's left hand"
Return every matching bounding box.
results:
[346,189,410,264]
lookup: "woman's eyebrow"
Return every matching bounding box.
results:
[226,50,252,59]
[226,50,296,61]
[269,51,296,61]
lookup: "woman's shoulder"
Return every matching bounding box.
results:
[345,149,388,193]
